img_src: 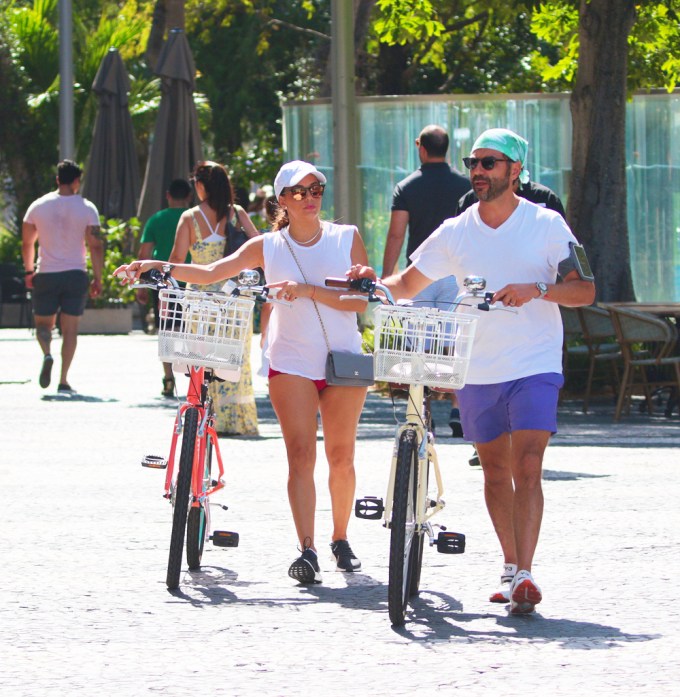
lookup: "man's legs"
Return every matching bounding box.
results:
[57,312,80,387]
[476,429,550,612]
[34,314,56,388]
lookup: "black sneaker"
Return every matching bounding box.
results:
[57,383,75,394]
[288,547,322,584]
[39,355,53,388]
[330,539,361,572]
[449,408,464,438]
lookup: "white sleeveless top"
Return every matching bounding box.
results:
[263,221,363,379]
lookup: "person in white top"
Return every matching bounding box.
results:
[22,160,103,393]
[115,160,370,584]
[349,129,595,614]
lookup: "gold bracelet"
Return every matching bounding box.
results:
[310,284,316,300]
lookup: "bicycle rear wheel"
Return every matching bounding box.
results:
[166,407,199,590]
[388,429,419,626]
[186,436,213,570]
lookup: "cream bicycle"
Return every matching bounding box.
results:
[327,275,498,625]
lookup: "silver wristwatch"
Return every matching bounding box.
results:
[535,281,548,299]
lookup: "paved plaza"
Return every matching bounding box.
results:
[1,327,679,696]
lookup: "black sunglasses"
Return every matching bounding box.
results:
[287,183,326,200]
[462,156,512,171]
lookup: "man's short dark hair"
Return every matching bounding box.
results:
[57,160,83,185]
[167,178,191,200]
[418,126,449,158]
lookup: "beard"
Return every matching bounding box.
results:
[473,166,512,202]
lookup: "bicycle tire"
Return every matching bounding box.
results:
[388,429,419,626]
[186,437,212,570]
[408,457,429,597]
[166,407,199,590]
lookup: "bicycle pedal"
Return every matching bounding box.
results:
[141,455,167,469]
[355,496,384,520]
[212,530,239,548]
[436,531,466,554]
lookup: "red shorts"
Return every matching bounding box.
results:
[268,368,327,392]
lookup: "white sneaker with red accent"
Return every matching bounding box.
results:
[489,563,517,603]
[510,569,542,614]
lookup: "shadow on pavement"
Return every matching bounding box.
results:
[393,590,661,647]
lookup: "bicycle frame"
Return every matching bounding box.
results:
[383,383,445,540]
[163,366,226,509]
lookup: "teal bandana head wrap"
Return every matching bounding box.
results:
[470,128,530,184]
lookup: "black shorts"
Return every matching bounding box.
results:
[32,270,89,317]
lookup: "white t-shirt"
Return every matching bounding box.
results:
[263,222,363,379]
[24,192,100,273]
[410,198,577,384]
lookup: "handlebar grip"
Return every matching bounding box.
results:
[325,277,377,294]
[325,277,351,288]
[139,269,164,284]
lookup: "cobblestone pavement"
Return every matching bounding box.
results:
[1,328,679,696]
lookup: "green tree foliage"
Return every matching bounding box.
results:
[530,1,680,92]
[0,0,149,221]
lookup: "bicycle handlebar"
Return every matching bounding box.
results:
[134,269,180,290]
[324,275,517,314]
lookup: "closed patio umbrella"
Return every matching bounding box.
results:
[81,47,141,220]
[137,28,203,223]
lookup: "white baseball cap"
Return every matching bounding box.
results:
[274,160,327,198]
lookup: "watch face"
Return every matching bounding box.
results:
[537,282,548,296]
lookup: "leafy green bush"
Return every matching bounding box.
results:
[0,226,22,266]
[87,217,140,308]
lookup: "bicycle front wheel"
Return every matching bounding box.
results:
[388,428,419,626]
[186,436,212,570]
[166,407,199,590]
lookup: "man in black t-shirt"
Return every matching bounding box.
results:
[382,125,471,277]
[456,178,566,218]
[382,125,471,436]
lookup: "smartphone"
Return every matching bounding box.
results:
[570,243,595,281]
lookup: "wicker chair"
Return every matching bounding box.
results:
[605,306,680,421]
[579,306,621,412]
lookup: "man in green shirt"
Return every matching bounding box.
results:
[138,178,192,397]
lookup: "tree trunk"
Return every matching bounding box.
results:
[166,0,185,31]
[145,0,167,72]
[567,0,636,302]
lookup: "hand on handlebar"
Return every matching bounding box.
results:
[346,263,378,283]
[492,283,540,308]
[113,260,162,286]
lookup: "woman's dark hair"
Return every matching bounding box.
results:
[191,161,233,221]
[271,204,289,231]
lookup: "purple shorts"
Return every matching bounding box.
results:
[456,372,564,444]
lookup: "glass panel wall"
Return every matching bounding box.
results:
[282,91,680,301]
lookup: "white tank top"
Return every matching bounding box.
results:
[263,221,363,379]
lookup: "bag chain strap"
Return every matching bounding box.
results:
[282,231,331,352]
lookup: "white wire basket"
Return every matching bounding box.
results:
[157,289,254,381]
[373,304,478,389]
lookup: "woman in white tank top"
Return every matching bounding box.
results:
[117,161,370,585]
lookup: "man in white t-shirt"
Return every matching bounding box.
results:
[22,160,104,393]
[350,128,595,614]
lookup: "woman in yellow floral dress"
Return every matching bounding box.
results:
[169,161,260,436]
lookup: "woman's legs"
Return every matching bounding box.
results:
[319,385,367,542]
[268,374,320,550]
